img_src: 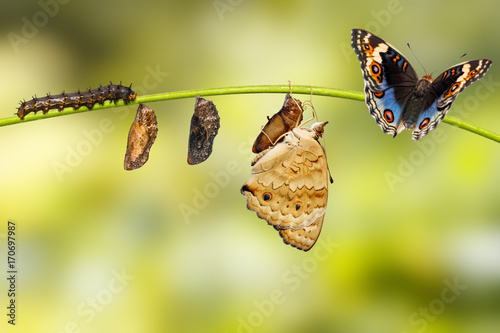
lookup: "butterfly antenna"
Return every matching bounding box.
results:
[429,53,468,76]
[407,43,427,75]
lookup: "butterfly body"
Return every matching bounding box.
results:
[400,75,433,129]
[351,29,492,140]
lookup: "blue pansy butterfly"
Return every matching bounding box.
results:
[351,29,492,140]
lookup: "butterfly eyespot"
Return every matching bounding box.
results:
[419,118,430,129]
[470,69,478,76]
[294,202,302,211]
[263,192,272,201]
[371,63,381,74]
[451,83,460,92]
[374,91,385,98]
[363,43,371,51]
[383,110,394,123]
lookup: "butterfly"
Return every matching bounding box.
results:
[241,121,332,251]
[351,29,492,140]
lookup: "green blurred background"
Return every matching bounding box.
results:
[1,0,500,332]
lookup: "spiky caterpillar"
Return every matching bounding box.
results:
[17,82,137,119]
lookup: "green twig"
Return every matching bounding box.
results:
[441,115,500,142]
[1,85,499,143]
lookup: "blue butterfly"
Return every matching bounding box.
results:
[351,29,492,140]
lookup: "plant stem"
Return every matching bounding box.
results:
[1,85,498,143]
[442,115,500,143]
[135,85,364,103]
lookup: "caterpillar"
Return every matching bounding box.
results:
[17,82,137,120]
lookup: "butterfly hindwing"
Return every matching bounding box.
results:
[275,215,324,252]
[364,86,407,137]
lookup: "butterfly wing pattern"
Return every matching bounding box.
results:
[275,215,325,252]
[351,28,492,140]
[351,29,418,137]
[241,122,330,251]
[412,59,492,140]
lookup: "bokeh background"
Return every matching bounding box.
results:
[1,0,500,332]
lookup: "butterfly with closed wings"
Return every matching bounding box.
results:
[241,95,333,251]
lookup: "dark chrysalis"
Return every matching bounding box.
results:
[252,94,304,153]
[187,96,220,165]
[17,82,136,120]
[124,104,158,171]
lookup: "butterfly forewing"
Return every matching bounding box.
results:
[351,29,418,91]
[431,59,492,108]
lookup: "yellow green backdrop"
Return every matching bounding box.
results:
[1,0,499,332]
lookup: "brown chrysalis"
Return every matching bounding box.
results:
[17,82,136,120]
[124,104,158,170]
[252,94,304,153]
[187,96,220,165]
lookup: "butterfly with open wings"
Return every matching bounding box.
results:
[351,29,492,140]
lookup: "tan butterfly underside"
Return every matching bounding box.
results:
[241,121,330,251]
